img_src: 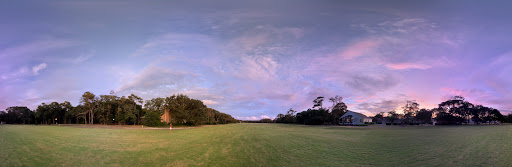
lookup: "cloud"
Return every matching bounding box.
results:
[121,30,304,115]
[0,67,29,80]
[461,51,512,113]
[116,64,198,95]
[346,74,399,95]
[0,39,79,59]
[385,63,431,70]
[360,18,437,35]
[130,33,216,58]
[354,96,376,103]
[202,99,219,105]
[354,94,413,115]
[283,27,304,39]
[356,99,403,115]
[72,50,95,63]
[233,55,278,81]
[0,66,84,110]
[338,39,381,60]
[32,63,47,75]
[0,63,48,81]
[0,38,80,82]
[352,17,459,69]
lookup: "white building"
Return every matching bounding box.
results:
[339,111,372,125]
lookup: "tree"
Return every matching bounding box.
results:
[505,113,512,123]
[402,100,419,124]
[145,97,166,114]
[98,95,112,125]
[415,109,432,124]
[313,96,324,109]
[435,111,460,125]
[163,94,209,126]
[295,108,329,125]
[48,102,64,124]
[143,110,166,127]
[4,106,34,124]
[0,111,6,123]
[2,91,236,126]
[402,100,419,117]
[471,105,504,124]
[329,95,347,125]
[386,110,400,124]
[128,94,143,125]
[286,108,297,123]
[275,113,285,123]
[259,118,273,123]
[329,96,343,106]
[80,91,97,124]
[36,103,49,124]
[438,96,473,124]
[116,96,136,125]
[72,105,87,124]
[373,112,385,124]
[274,108,297,124]
[61,101,73,124]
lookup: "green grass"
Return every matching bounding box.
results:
[1,124,512,166]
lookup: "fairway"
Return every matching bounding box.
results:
[1,124,512,166]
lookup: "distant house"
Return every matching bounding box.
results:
[339,111,372,125]
[161,109,171,123]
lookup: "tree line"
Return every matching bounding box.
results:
[273,95,348,125]
[374,96,508,125]
[269,95,512,125]
[0,91,237,126]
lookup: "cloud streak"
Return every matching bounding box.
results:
[32,63,47,75]
[385,63,431,70]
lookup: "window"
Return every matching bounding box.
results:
[342,115,353,123]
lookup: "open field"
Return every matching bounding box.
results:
[1,124,512,166]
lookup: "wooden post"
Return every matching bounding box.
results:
[169,123,172,133]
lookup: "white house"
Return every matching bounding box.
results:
[339,111,372,125]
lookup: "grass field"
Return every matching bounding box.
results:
[1,124,512,166]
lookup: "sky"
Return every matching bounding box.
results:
[1,0,512,120]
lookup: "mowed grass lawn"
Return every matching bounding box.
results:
[1,124,512,167]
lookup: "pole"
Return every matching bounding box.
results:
[169,123,172,133]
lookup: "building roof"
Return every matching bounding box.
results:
[341,111,370,119]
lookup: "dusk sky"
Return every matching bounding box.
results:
[1,0,511,120]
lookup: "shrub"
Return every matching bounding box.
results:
[143,111,167,127]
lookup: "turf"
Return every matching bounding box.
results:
[1,124,511,166]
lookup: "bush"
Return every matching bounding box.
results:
[143,111,167,127]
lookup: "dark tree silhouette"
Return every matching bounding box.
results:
[313,96,324,109]
[415,109,432,124]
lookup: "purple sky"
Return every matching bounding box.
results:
[1,0,511,120]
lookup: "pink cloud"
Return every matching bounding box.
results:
[440,87,467,97]
[338,39,380,59]
[386,63,431,70]
[355,95,376,102]
[234,56,278,81]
